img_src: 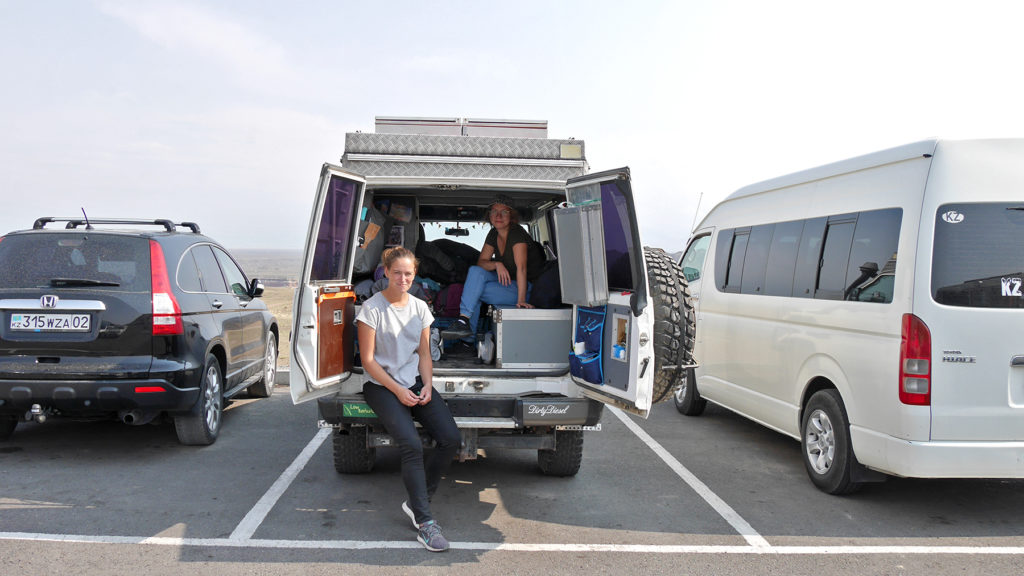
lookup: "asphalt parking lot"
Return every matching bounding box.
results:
[3,380,1024,575]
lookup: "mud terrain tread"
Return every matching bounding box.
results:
[644,246,696,404]
[333,426,376,474]
[538,430,583,476]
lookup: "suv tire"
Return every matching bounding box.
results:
[644,247,696,403]
[0,415,17,441]
[333,426,375,474]
[174,354,224,446]
[248,331,278,398]
[538,429,583,477]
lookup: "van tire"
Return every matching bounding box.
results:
[644,246,696,403]
[333,426,375,474]
[538,429,583,477]
[0,415,17,441]
[673,368,707,415]
[801,389,863,495]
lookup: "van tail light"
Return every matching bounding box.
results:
[899,313,931,405]
[150,240,183,335]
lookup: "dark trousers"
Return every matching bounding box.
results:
[362,380,461,526]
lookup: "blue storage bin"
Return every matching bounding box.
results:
[569,351,603,385]
[574,306,606,353]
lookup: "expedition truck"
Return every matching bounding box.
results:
[290,117,694,476]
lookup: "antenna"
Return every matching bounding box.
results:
[689,192,703,233]
[81,207,93,230]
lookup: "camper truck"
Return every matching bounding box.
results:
[677,138,1024,493]
[291,117,694,476]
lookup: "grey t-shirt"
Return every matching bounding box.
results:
[355,291,434,389]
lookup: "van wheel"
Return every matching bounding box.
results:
[174,354,224,446]
[644,247,696,403]
[333,426,375,474]
[248,331,278,398]
[673,368,706,415]
[801,389,863,495]
[538,429,583,477]
[0,415,17,441]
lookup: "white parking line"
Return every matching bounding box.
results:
[608,406,772,550]
[3,532,1024,554]
[228,427,331,541]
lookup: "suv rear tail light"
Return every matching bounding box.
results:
[150,240,183,335]
[899,313,931,405]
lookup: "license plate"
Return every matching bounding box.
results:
[10,313,92,332]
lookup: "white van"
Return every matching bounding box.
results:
[677,138,1024,494]
[291,117,693,477]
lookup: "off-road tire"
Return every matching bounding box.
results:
[673,367,707,415]
[0,415,17,441]
[248,331,278,398]
[802,389,863,495]
[644,246,696,403]
[538,429,584,477]
[174,354,223,446]
[333,426,375,474]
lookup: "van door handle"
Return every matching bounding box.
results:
[212,300,223,309]
[1011,356,1024,366]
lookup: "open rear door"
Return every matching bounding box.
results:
[290,164,366,404]
[553,167,655,417]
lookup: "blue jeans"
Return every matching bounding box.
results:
[362,380,461,526]
[460,266,532,334]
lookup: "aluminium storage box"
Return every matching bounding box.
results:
[491,307,573,369]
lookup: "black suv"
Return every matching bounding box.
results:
[0,218,278,445]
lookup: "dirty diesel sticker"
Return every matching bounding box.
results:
[518,400,590,425]
[342,403,376,418]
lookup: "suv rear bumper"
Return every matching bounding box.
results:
[318,393,604,428]
[0,379,200,415]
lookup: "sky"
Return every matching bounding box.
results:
[3,1,1024,252]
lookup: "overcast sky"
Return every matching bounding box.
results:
[3,1,1024,252]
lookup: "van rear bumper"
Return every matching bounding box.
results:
[854,427,1024,478]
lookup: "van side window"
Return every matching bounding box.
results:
[714,229,734,291]
[740,224,774,294]
[723,229,749,293]
[715,208,900,303]
[845,208,902,303]
[680,234,711,283]
[792,217,827,298]
[764,219,804,297]
[311,175,360,281]
[815,214,857,300]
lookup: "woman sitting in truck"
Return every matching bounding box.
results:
[356,246,461,552]
[441,195,545,342]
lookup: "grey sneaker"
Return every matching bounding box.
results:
[417,520,449,552]
[401,501,417,529]
[440,317,472,340]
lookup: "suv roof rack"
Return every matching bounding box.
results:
[32,218,201,234]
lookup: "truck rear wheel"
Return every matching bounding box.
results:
[644,247,696,403]
[333,426,375,474]
[538,429,583,477]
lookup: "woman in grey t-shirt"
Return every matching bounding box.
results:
[356,247,460,552]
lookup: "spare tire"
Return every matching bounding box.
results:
[644,246,696,403]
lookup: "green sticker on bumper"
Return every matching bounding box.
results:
[342,403,377,418]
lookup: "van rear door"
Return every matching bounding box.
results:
[927,199,1024,441]
[553,168,655,417]
[290,164,366,404]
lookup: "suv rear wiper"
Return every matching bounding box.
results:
[48,278,121,287]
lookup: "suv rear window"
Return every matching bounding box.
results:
[932,203,1024,308]
[0,233,151,292]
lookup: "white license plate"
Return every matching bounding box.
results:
[10,313,92,332]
